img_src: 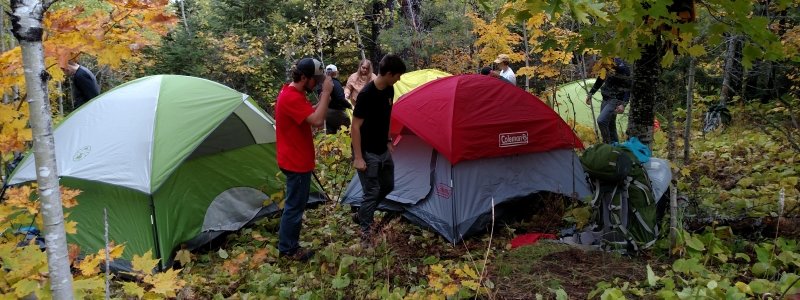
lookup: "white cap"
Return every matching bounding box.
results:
[325,64,338,73]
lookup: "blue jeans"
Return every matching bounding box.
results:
[356,151,394,234]
[597,99,620,144]
[278,169,311,255]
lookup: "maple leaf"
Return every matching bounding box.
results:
[132,250,159,274]
[12,279,39,298]
[174,249,192,267]
[121,281,145,298]
[443,283,459,296]
[93,243,125,261]
[78,255,102,276]
[73,277,104,295]
[64,220,78,235]
[68,244,81,265]
[251,231,268,242]
[60,187,81,208]
[4,186,38,215]
[145,268,184,297]
[249,248,270,269]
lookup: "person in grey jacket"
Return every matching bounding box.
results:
[585,57,632,144]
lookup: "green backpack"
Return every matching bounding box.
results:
[580,144,659,251]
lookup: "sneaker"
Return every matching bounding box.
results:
[279,248,314,262]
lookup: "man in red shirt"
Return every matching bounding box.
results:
[275,57,332,261]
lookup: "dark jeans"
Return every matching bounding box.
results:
[326,109,351,134]
[356,151,394,234]
[597,99,620,144]
[278,169,311,255]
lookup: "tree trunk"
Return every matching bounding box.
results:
[684,57,695,165]
[719,34,739,106]
[10,1,75,299]
[368,0,386,68]
[353,21,366,61]
[1,7,9,104]
[180,0,190,34]
[730,37,744,99]
[522,22,530,90]
[629,40,663,145]
[667,76,676,161]
[57,81,63,116]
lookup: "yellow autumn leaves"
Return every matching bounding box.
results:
[468,10,583,81]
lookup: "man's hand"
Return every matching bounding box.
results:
[321,76,333,95]
[585,96,592,105]
[614,105,625,114]
[387,141,394,154]
[353,157,366,171]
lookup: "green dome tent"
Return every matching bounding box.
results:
[9,75,321,269]
[393,69,451,102]
[554,79,629,138]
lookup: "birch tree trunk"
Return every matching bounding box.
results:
[684,57,696,165]
[1,7,9,104]
[10,0,75,299]
[179,0,190,34]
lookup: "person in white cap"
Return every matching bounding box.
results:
[320,64,352,133]
[493,54,516,85]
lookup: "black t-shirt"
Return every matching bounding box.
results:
[353,81,393,155]
[72,66,100,108]
[316,78,351,110]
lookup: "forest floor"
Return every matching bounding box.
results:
[176,102,800,299]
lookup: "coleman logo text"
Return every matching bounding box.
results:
[499,131,529,147]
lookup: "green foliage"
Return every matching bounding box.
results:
[177,202,499,299]
[314,130,353,201]
[378,0,476,73]
[0,187,183,298]
[664,101,800,219]
[594,227,800,299]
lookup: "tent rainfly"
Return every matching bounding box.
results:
[344,75,591,242]
[9,75,322,269]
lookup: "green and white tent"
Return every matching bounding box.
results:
[9,75,317,269]
[553,79,629,134]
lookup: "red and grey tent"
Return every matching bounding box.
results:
[344,74,591,242]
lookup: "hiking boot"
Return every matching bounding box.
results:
[279,248,314,262]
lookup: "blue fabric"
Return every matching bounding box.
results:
[618,137,652,163]
[278,169,312,255]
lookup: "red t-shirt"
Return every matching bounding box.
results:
[275,84,315,172]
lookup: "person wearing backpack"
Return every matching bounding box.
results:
[585,57,632,144]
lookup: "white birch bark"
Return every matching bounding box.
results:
[10,0,75,298]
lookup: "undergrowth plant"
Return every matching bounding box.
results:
[0,186,185,298]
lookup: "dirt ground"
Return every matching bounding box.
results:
[490,242,648,299]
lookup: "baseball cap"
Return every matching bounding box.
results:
[325,64,338,73]
[296,58,325,81]
[494,54,510,64]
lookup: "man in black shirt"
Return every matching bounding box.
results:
[351,54,406,243]
[62,61,100,109]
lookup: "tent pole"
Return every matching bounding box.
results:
[451,168,456,246]
[149,195,163,271]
